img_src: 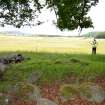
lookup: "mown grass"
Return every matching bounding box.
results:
[0,35,105,54]
[0,52,105,92]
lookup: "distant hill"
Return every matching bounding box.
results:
[0,31,32,36]
[83,31,105,39]
[0,31,77,37]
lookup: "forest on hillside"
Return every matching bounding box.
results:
[84,32,105,39]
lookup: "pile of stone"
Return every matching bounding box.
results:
[0,54,30,80]
[0,54,24,64]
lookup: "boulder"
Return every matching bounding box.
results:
[14,54,24,63]
[0,53,29,64]
[0,58,9,64]
[80,83,105,103]
[0,93,12,105]
[37,98,58,105]
[0,63,7,80]
[59,83,105,103]
[8,82,41,101]
[59,84,79,101]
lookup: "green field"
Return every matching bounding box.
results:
[0,35,105,92]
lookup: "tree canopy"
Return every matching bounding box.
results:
[0,0,99,31]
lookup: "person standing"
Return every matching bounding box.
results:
[91,38,97,54]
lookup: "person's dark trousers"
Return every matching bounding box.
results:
[92,47,96,54]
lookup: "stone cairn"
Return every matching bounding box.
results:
[0,54,24,64]
[0,54,29,80]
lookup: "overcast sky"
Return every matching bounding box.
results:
[0,0,105,36]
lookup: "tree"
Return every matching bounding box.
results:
[0,0,99,31]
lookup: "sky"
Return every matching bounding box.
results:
[0,0,105,36]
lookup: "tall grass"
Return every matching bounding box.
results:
[0,52,105,91]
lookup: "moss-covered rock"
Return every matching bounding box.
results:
[37,98,58,105]
[59,82,105,103]
[79,82,105,103]
[0,93,12,105]
[8,82,41,101]
[59,84,79,101]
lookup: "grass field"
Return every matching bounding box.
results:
[0,35,105,54]
[0,35,105,92]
